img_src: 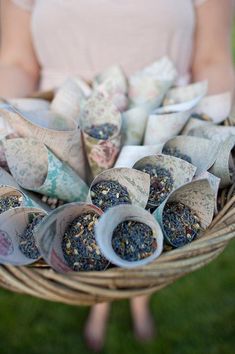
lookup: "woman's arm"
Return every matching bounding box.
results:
[192,0,235,95]
[0,0,39,98]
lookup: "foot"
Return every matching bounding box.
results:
[131,296,156,342]
[84,302,110,352]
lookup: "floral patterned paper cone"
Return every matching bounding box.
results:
[194,171,220,214]
[194,92,231,124]
[122,106,148,145]
[95,204,163,269]
[188,124,235,143]
[133,154,196,209]
[0,207,46,265]
[209,136,235,188]
[36,203,105,273]
[4,138,89,202]
[163,136,220,175]
[144,110,191,145]
[50,78,88,122]
[93,65,128,112]
[114,145,163,168]
[153,179,215,247]
[0,109,86,180]
[80,92,122,178]
[88,167,150,209]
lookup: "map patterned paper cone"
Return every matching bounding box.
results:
[163,136,220,175]
[133,154,196,208]
[194,171,220,214]
[36,203,103,273]
[114,145,163,168]
[88,167,150,209]
[188,124,235,143]
[194,92,232,124]
[50,78,87,122]
[93,65,128,112]
[153,179,215,247]
[4,138,89,202]
[181,118,212,135]
[144,110,191,145]
[95,204,163,269]
[0,207,46,266]
[80,92,122,178]
[209,136,235,188]
[0,109,86,180]
[122,106,148,145]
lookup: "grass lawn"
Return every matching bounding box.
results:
[0,23,235,354]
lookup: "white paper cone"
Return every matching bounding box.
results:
[114,145,163,168]
[188,125,235,143]
[95,204,163,268]
[122,106,148,145]
[181,117,212,135]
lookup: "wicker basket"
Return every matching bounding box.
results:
[0,118,234,306]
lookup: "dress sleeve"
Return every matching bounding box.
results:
[194,0,208,6]
[11,0,35,11]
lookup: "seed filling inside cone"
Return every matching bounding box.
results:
[85,123,117,140]
[91,180,131,211]
[0,195,23,214]
[138,164,174,207]
[112,220,157,261]
[62,212,109,271]
[19,214,44,259]
[163,147,192,164]
[162,201,202,248]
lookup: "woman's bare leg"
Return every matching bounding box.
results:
[130,295,156,341]
[84,302,111,352]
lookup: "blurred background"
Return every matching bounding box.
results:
[0,15,234,354]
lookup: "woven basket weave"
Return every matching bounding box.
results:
[0,118,234,306]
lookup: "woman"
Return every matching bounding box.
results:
[0,0,234,351]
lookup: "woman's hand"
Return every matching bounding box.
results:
[0,0,39,98]
[192,0,235,95]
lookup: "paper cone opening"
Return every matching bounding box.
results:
[95,204,163,269]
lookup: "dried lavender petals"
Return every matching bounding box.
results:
[91,180,131,211]
[162,201,202,248]
[62,212,108,271]
[139,164,174,207]
[163,147,192,164]
[85,123,117,140]
[112,220,157,261]
[0,195,22,214]
[19,214,44,259]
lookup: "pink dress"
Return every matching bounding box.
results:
[12,0,207,90]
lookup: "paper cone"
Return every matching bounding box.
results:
[50,78,87,122]
[93,65,128,112]
[153,179,215,248]
[163,136,220,175]
[4,138,89,202]
[95,204,163,268]
[36,203,107,273]
[194,92,231,124]
[9,98,50,111]
[88,167,150,210]
[188,124,235,143]
[80,92,122,178]
[194,171,220,214]
[0,109,86,180]
[181,117,212,135]
[140,57,177,81]
[209,136,235,188]
[0,207,46,265]
[0,185,36,210]
[122,106,148,145]
[144,110,191,145]
[133,154,196,208]
[114,145,163,168]
[154,95,203,114]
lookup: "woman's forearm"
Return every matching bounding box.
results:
[0,63,38,99]
[192,60,235,95]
